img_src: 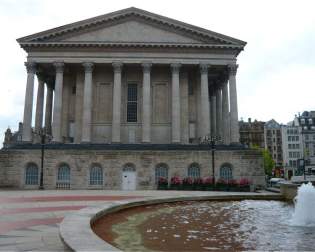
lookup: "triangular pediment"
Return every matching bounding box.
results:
[17,7,246,49]
[61,20,204,44]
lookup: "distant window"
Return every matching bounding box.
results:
[301,119,305,124]
[220,164,233,181]
[25,163,39,185]
[309,118,313,124]
[188,163,201,178]
[155,164,168,184]
[90,166,103,185]
[127,83,137,122]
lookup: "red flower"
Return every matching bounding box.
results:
[158,177,168,185]
[170,176,182,185]
[228,179,238,186]
[216,178,227,186]
[183,177,193,185]
[193,178,203,185]
[239,178,251,186]
[203,177,214,185]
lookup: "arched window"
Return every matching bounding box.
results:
[155,163,168,184]
[25,163,39,185]
[90,165,103,185]
[220,163,233,181]
[123,163,136,172]
[188,163,201,178]
[57,164,70,189]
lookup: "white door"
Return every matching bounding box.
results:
[122,171,136,190]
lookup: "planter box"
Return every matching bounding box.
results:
[169,185,181,190]
[239,185,250,192]
[182,185,193,191]
[157,184,168,190]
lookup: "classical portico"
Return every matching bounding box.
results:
[20,62,240,145]
[16,7,245,146]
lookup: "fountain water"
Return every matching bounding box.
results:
[291,182,315,226]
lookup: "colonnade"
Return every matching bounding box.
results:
[21,61,239,144]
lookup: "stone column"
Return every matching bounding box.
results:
[22,62,36,142]
[171,63,181,143]
[216,85,222,138]
[141,62,152,143]
[34,74,45,135]
[52,62,65,143]
[44,82,53,135]
[112,62,123,143]
[211,91,216,137]
[222,79,230,144]
[228,64,240,143]
[199,64,211,137]
[81,62,94,143]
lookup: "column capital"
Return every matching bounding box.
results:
[141,62,152,73]
[82,62,94,73]
[24,62,37,74]
[199,63,210,74]
[112,61,123,73]
[228,64,238,76]
[170,63,181,74]
[53,62,65,73]
[36,72,45,82]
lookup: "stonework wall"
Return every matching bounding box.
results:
[0,148,265,190]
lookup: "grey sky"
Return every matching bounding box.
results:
[0,0,314,142]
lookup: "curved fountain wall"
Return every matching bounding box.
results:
[59,193,283,251]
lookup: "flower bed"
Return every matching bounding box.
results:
[156,176,252,192]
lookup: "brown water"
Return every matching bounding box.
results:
[92,200,315,251]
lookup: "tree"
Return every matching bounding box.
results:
[251,145,274,176]
[262,149,275,176]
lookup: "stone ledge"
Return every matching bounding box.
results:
[59,192,284,251]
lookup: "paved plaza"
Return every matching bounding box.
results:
[0,190,280,251]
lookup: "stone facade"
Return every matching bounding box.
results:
[1,7,266,189]
[0,146,265,189]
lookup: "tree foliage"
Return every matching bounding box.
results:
[251,145,274,176]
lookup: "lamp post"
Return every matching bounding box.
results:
[200,134,221,185]
[38,128,46,190]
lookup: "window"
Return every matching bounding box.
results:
[155,164,168,184]
[289,160,293,167]
[288,136,291,141]
[127,83,137,122]
[188,163,200,178]
[293,160,297,167]
[25,163,39,185]
[90,166,103,185]
[57,164,70,189]
[288,144,292,149]
[220,164,233,181]
[309,118,313,124]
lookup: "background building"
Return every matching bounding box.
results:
[264,119,283,171]
[239,118,265,148]
[281,117,303,179]
[297,111,315,175]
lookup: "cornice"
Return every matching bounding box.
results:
[19,41,244,50]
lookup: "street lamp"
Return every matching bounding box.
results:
[200,134,222,185]
[36,128,47,190]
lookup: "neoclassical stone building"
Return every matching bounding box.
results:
[0,7,265,189]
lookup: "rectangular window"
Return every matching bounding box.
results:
[127,83,138,122]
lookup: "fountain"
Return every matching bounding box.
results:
[291,182,315,226]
